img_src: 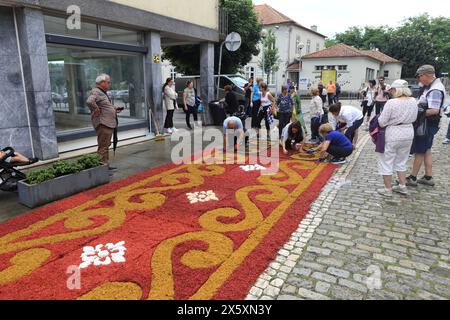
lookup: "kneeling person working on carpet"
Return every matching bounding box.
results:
[223,116,246,151]
[315,124,354,164]
[281,121,305,155]
[329,103,364,148]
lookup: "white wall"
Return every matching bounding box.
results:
[301,57,382,94]
[110,0,219,30]
[382,63,403,83]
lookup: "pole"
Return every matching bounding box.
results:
[298,49,302,92]
[217,41,226,101]
[262,48,265,80]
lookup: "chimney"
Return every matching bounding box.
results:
[311,25,318,32]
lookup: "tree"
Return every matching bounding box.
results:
[396,14,450,74]
[259,29,280,84]
[163,0,262,75]
[325,39,337,48]
[384,31,438,77]
[330,14,450,77]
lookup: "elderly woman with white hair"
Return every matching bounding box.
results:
[376,80,418,197]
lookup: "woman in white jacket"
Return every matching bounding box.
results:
[163,78,179,134]
[310,88,324,143]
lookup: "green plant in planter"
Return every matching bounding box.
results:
[26,154,103,185]
[26,168,57,185]
[77,154,102,170]
[52,160,83,176]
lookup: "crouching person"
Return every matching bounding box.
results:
[316,124,354,164]
[281,121,306,155]
[223,116,246,152]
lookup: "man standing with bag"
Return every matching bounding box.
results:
[407,65,447,187]
[87,74,123,171]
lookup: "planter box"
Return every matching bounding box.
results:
[18,165,110,208]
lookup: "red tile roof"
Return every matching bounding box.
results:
[361,50,401,63]
[302,43,400,63]
[254,4,326,38]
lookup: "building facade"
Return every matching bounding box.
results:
[301,44,403,94]
[0,0,220,160]
[241,4,326,94]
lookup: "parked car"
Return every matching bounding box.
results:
[116,90,129,103]
[51,92,64,104]
[174,75,247,106]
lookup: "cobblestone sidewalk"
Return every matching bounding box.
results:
[247,117,450,300]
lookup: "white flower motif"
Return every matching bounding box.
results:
[186,190,219,204]
[240,164,267,172]
[79,241,126,269]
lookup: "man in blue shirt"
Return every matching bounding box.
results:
[314,123,354,164]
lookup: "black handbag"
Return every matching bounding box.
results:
[414,109,428,138]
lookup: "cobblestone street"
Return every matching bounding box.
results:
[248,117,450,300]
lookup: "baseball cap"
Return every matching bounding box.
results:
[416,65,435,77]
[390,79,409,89]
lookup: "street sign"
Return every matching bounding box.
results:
[153,54,161,64]
[225,32,242,52]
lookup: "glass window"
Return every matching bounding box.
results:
[47,44,146,134]
[44,15,98,39]
[101,25,142,45]
[245,66,255,81]
[306,40,311,54]
[384,70,389,78]
[316,43,320,52]
[338,65,348,71]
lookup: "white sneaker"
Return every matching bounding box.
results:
[166,128,173,134]
[392,185,409,196]
[443,138,450,145]
[377,188,393,198]
[171,127,178,133]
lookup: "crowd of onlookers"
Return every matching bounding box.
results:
[222,64,448,197]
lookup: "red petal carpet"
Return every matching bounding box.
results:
[0,149,335,300]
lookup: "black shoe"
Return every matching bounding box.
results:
[28,158,39,165]
[331,157,347,164]
[108,166,118,171]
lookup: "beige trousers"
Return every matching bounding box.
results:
[96,125,114,164]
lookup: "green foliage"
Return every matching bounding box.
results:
[26,168,57,185]
[26,154,103,185]
[162,0,262,75]
[325,39,337,48]
[331,14,450,77]
[259,29,280,84]
[77,154,102,170]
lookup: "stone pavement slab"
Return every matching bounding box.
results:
[248,116,450,300]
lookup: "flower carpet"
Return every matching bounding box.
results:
[0,150,335,300]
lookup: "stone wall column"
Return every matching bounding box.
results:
[144,31,163,134]
[200,42,215,126]
[16,7,58,160]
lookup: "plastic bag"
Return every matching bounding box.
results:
[198,103,204,113]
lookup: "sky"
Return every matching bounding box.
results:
[253,0,450,38]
